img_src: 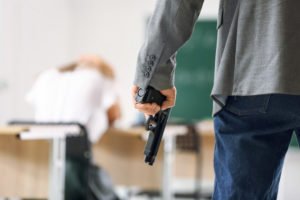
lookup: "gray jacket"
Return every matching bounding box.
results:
[134,0,300,115]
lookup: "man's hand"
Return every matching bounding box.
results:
[132,85,176,116]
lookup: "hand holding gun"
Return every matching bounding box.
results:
[135,86,171,165]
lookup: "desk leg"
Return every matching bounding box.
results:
[48,138,66,200]
[162,135,176,200]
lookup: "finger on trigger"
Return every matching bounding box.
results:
[153,103,161,113]
[135,103,148,110]
[135,103,152,114]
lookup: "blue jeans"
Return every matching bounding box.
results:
[213,94,300,200]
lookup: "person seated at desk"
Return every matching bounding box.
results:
[26,54,121,200]
[26,54,121,143]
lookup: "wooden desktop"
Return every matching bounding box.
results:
[0,122,214,198]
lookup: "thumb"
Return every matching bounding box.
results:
[160,87,176,110]
[161,100,173,110]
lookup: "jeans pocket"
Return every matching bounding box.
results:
[225,95,271,116]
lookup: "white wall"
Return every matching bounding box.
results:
[0,0,218,125]
[0,0,72,123]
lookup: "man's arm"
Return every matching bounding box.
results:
[134,0,204,90]
[133,0,204,114]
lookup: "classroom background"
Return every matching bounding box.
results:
[0,0,300,200]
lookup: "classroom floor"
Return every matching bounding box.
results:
[117,148,300,200]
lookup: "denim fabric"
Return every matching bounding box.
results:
[213,94,300,200]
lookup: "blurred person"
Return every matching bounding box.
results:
[27,54,121,143]
[27,54,121,200]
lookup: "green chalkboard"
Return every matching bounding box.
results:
[170,20,217,124]
[290,133,299,148]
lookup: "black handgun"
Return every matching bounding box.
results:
[135,86,171,165]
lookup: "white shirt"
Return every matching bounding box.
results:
[27,67,117,143]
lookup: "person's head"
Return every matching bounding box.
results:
[59,54,115,79]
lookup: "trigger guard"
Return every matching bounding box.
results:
[145,116,157,131]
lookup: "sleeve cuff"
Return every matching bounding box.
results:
[134,57,176,90]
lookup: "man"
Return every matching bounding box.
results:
[132,0,300,199]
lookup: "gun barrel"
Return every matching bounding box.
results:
[144,109,170,165]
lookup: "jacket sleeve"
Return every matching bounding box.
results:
[134,0,204,90]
